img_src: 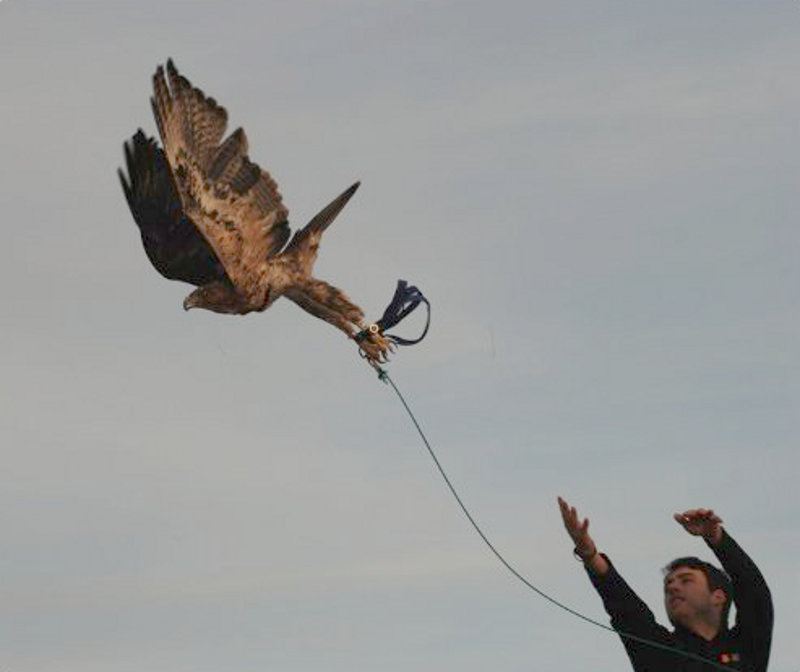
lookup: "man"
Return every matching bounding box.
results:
[557,497,773,671]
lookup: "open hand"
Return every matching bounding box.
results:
[674,508,724,546]
[558,496,597,560]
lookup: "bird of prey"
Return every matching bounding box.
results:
[119,59,392,363]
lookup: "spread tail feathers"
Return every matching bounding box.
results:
[280,182,360,273]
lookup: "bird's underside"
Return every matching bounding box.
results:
[118,59,392,363]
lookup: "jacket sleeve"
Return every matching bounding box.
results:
[587,556,674,670]
[708,530,774,672]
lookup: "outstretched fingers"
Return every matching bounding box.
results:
[558,496,590,540]
[674,508,723,526]
[673,508,724,545]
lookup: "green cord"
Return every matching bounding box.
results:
[378,368,735,672]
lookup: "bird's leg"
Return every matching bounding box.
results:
[285,279,393,363]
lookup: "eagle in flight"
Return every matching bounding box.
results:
[119,59,392,363]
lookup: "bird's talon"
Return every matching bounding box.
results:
[354,327,393,365]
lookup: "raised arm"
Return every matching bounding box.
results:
[557,496,675,671]
[674,508,773,672]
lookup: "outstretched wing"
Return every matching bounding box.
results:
[150,59,290,291]
[118,130,229,287]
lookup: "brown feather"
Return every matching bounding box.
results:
[285,279,365,335]
[150,59,289,299]
[121,60,392,362]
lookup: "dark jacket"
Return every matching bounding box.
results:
[587,531,773,672]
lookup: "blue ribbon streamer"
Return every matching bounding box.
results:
[366,279,430,346]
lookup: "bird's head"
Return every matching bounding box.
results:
[183,283,251,314]
[183,293,202,311]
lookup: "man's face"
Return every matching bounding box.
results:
[663,565,718,628]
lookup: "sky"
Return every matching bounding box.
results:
[1,1,799,670]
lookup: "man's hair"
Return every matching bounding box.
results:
[663,556,734,626]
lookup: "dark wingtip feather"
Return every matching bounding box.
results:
[118,167,132,203]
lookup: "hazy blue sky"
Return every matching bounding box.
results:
[2,1,798,671]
